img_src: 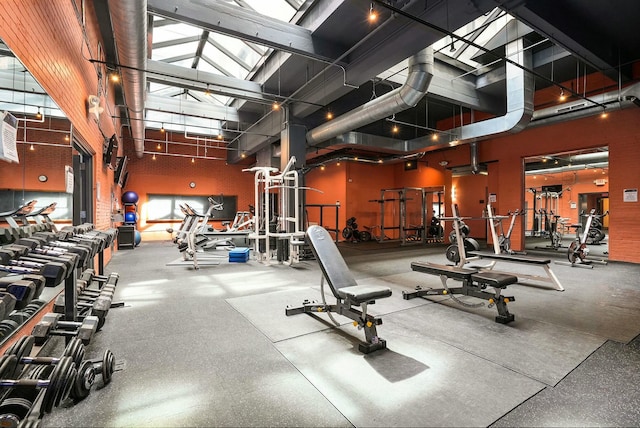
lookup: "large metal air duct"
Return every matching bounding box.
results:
[306,47,434,146]
[529,82,640,127]
[450,38,534,142]
[108,0,147,158]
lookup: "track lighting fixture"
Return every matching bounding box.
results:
[320,165,326,171]
[272,102,280,111]
[601,107,608,118]
[368,3,377,22]
[191,157,195,163]
[431,133,439,141]
[241,152,246,159]
[29,144,34,151]
[152,153,156,160]
[157,143,161,150]
[35,108,41,119]
[204,84,210,96]
[392,125,399,134]
[110,73,120,83]
[64,135,70,142]
[559,88,566,102]
[160,123,165,133]
[326,111,333,120]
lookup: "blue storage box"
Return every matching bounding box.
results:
[229,247,250,262]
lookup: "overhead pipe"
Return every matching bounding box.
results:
[449,38,534,143]
[529,82,640,128]
[108,0,147,158]
[306,47,434,146]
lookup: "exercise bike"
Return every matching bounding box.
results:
[560,209,608,268]
[485,205,523,254]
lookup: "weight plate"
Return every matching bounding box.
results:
[71,360,94,402]
[42,356,64,413]
[460,223,470,236]
[4,335,35,378]
[0,355,18,379]
[359,230,372,242]
[63,338,85,369]
[464,238,480,252]
[27,364,50,380]
[102,349,115,385]
[445,245,460,263]
[0,397,33,422]
[341,227,352,240]
[448,230,457,244]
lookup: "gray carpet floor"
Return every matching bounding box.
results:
[40,237,640,427]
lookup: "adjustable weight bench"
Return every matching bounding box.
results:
[405,261,517,323]
[286,225,392,353]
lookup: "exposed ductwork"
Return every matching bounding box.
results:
[108,0,147,159]
[529,81,640,128]
[449,38,534,142]
[306,47,434,146]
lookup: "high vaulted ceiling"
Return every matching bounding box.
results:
[5,0,640,169]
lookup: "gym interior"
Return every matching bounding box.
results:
[0,1,639,427]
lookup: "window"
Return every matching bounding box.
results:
[146,194,237,221]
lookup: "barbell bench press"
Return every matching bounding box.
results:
[286,225,392,353]
[405,261,518,324]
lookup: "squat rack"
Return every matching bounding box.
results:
[369,187,444,245]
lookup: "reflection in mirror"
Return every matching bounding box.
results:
[0,39,73,346]
[524,147,609,255]
[0,38,72,223]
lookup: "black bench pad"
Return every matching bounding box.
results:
[338,285,392,304]
[471,272,517,288]
[411,261,478,280]
[468,251,551,265]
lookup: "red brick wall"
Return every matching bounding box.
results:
[0,1,120,245]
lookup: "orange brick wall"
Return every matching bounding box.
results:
[0,1,120,245]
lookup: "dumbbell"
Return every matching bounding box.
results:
[0,320,19,341]
[16,238,91,268]
[31,313,99,346]
[80,269,119,291]
[0,246,73,287]
[4,336,95,402]
[53,292,111,330]
[0,276,37,311]
[0,293,17,320]
[0,353,76,416]
[0,274,45,301]
[7,299,48,325]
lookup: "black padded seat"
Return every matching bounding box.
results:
[470,272,517,289]
[410,261,478,280]
[338,285,393,304]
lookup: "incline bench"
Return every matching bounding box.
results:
[467,251,564,291]
[405,261,517,323]
[285,225,392,353]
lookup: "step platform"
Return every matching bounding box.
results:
[229,247,250,263]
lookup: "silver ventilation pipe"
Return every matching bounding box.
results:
[469,141,479,174]
[306,47,434,146]
[529,82,640,128]
[450,38,533,142]
[108,0,147,158]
